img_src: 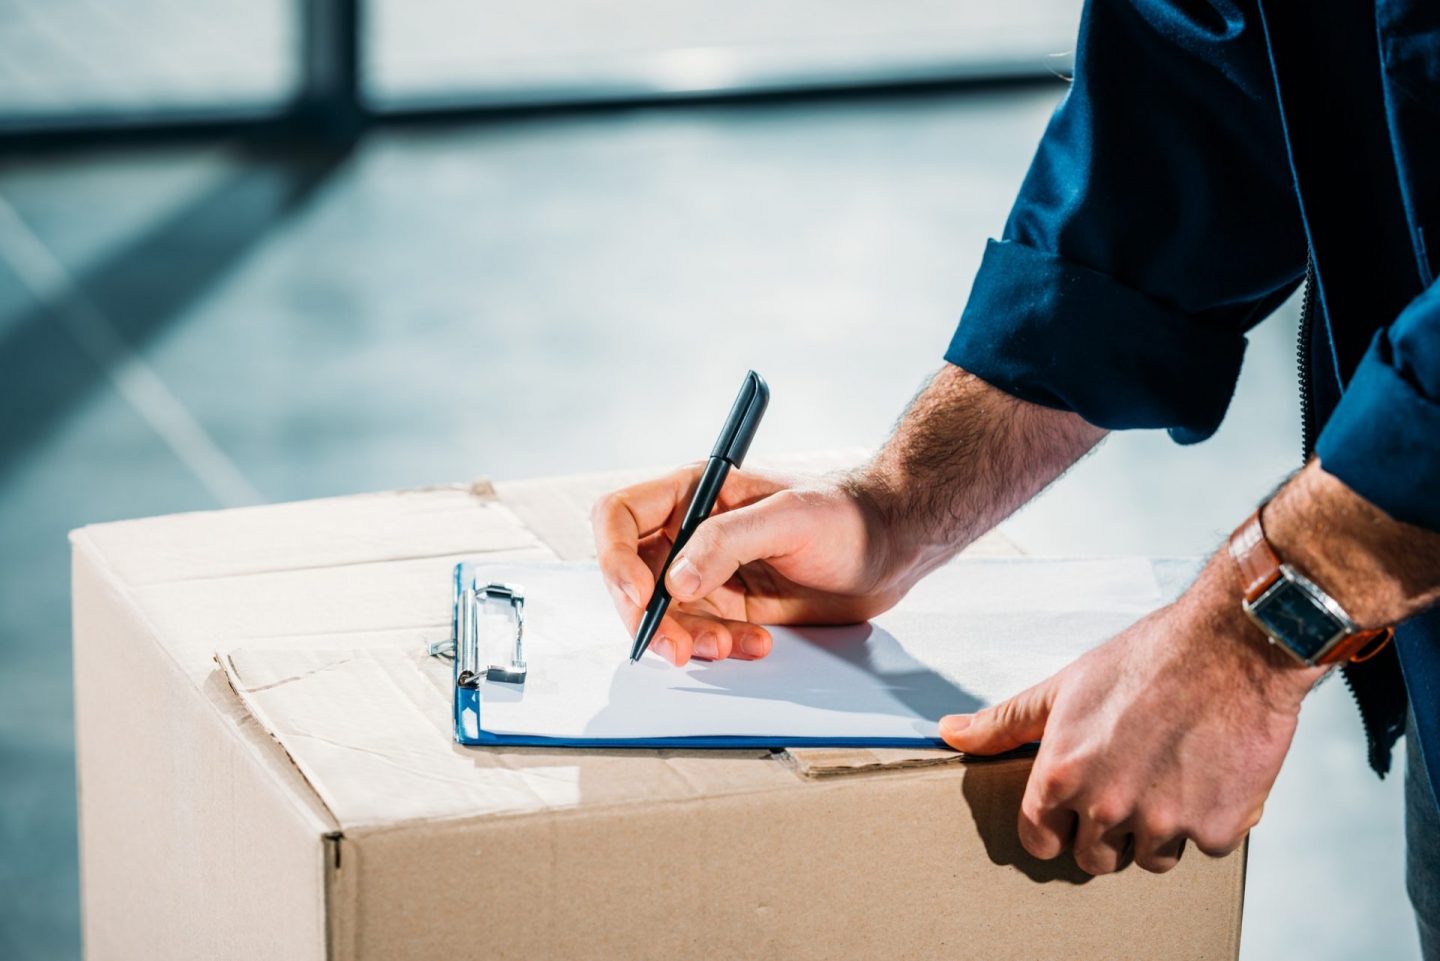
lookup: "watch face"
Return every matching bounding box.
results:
[1249,578,1346,661]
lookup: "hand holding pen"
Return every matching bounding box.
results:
[592,370,909,666]
[626,371,769,664]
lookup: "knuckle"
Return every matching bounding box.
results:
[1019,794,1047,828]
[712,632,735,660]
[788,486,834,517]
[1073,849,1110,877]
[1191,827,1241,858]
[991,699,1021,728]
[1018,814,1061,861]
[684,525,721,562]
[1037,760,1080,802]
[707,622,734,655]
[670,632,694,662]
[1086,798,1127,830]
[1020,831,1050,862]
[761,488,812,528]
[1135,852,1179,875]
[767,487,804,512]
[590,493,619,527]
[1137,810,1178,842]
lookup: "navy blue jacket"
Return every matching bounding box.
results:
[946,0,1440,799]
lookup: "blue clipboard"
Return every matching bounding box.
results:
[431,562,948,750]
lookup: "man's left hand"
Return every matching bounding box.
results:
[939,555,1326,875]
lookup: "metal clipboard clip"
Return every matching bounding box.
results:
[429,576,527,688]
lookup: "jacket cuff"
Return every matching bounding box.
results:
[1316,330,1440,532]
[945,239,1249,444]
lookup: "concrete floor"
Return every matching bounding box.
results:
[0,86,1422,959]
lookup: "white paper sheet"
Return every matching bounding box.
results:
[463,557,1172,743]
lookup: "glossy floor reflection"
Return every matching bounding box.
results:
[0,86,1420,960]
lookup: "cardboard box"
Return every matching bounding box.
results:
[71,454,1244,960]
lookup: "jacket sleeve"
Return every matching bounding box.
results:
[946,0,1306,443]
[1316,280,1440,531]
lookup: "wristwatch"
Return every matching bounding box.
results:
[1227,509,1393,667]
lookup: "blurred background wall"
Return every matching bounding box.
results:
[0,2,1420,958]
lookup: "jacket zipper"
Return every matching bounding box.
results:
[1297,255,1317,462]
[1299,254,1386,772]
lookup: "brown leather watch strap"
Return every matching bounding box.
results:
[1226,507,1394,666]
[1228,510,1283,601]
[1325,626,1394,665]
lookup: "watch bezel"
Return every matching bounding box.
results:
[1241,564,1358,666]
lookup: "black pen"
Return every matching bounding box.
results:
[630,370,770,664]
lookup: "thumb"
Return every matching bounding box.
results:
[939,678,1056,755]
[665,492,806,601]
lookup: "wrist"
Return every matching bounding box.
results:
[1184,550,1329,705]
[838,466,945,595]
[851,366,1107,588]
[1263,463,1425,627]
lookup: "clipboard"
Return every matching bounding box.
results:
[425,559,1169,750]
[429,561,967,749]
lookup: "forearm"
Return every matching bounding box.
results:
[848,364,1106,586]
[1263,460,1440,628]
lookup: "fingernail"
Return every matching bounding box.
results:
[694,632,719,660]
[619,580,642,608]
[939,715,972,737]
[739,632,768,657]
[669,557,701,597]
[653,636,677,664]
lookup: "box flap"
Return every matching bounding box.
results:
[78,484,538,587]
[221,646,792,830]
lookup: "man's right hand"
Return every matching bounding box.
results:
[590,467,906,666]
[591,365,1107,667]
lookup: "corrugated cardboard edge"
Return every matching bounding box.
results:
[72,531,341,835]
[70,530,339,961]
[324,832,357,961]
[1231,838,1250,960]
[781,746,969,778]
[216,651,345,828]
